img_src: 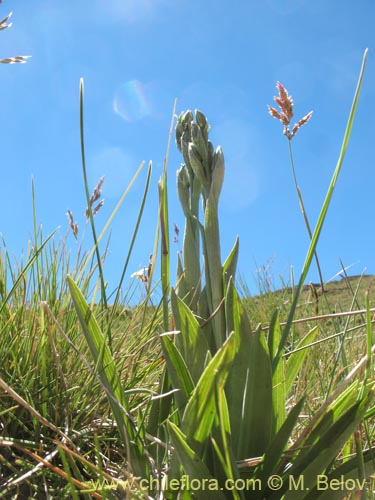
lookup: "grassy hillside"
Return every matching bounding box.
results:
[243,273,375,326]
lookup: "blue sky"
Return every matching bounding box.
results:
[1,0,374,297]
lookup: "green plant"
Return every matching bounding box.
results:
[1,36,374,498]
[145,48,375,500]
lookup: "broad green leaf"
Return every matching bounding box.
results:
[167,422,227,500]
[224,276,236,341]
[267,310,280,363]
[67,275,146,476]
[176,253,188,300]
[161,334,194,417]
[198,285,216,354]
[147,368,173,468]
[67,276,127,412]
[222,236,239,293]
[299,381,361,450]
[181,332,236,446]
[211,382,243,500]
[269,310,286,434]
[171,288,210,383]
[254,397,305,500]
[280,394,372,500]
[359,292,373,399]
[304,446,375,500]
[226,295,273,459]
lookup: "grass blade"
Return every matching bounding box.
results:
[66,274,147,477]
[79,79,108,312]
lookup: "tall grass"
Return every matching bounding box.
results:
[1,39,375,500]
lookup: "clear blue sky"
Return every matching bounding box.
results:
[1,0,374,297]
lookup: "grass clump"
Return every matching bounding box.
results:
[0,226,163,498]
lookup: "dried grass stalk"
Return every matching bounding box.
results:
[0,12,31,64]
[66,210,79,239]
[85,177,105,219]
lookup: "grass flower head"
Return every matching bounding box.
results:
[268,82,312,140]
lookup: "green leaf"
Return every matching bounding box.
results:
[267,309,281,364]
[269,310,286,434]
[254,397,306,500]
[304,446,375,500]
[171,288,210,384]
[285,326,319,396]
[159,173,170,332]
[79,79,107,312]
[198,285,216,354]
[181,332,236,446]
[280,394,373,500]
[158,102,176,331]
[222,236,239,293]
[167,422,227,500]
[299,381,361,450]
[226,292,273,459]
[67,275,146,476]
[211,382,243,500]
[147,368,173,468]
[67,276,127,412]
[176,253,188,299]
[224,276,236,340]
[161,334,194,417]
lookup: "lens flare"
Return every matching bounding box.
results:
[113,79,151,122]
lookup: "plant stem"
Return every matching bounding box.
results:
[288,140,325,293]
[79,79,109,317]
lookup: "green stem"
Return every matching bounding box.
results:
[79,79,110,344]
[288,140,325,293]
[182,175,201,311]
[159,100,177,332]
[204,196,225,350]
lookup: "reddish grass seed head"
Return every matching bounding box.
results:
[268,82,312,140]
[268,106,282,120]
[275,82,294,123]
[289,111,313,140]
